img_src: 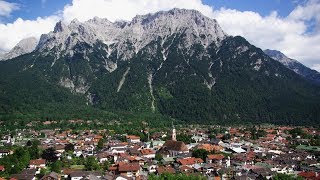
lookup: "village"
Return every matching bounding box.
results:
[0,123,319,180]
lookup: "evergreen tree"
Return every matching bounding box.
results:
[97,138,104,150]
[51,160,62,173]
[84,156,100,171]
[42,148,58,163]
[192,149,208,161]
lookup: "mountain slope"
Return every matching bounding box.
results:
[264,49,320,85]
[0,9,319,125]
[0,37,38,61]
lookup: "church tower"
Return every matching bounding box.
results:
[172,122,176,141]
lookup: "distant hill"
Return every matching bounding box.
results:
[0,37,38,61]
[264,49,320,85]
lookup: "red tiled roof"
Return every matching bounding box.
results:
[127,156,136,161]
[126,135,140,140]
[197,144,223,152]
[207,154,224,160]
[94,135,103,139]
[30,159,46,165]
[157,166,175,174]
[180,165,193,171]
[118,163,140,172]
[216,134,223,139]
[247,151,255,158]
[177,157,203,165]
[267,134,276,138]
[298,171,317,178]
[108,166,117,171]
[118,153,128,157]
[0,166,4,171]
[140,149,155,155]
[230,128,237,134]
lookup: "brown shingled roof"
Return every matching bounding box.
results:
[207,154,225,161]
[140,149,155,155]
[298,171,318,179]
[118,163,140,172]
[29,159,46,165]
[177,157,204,165]
[157,166,176,174]
[126,135,140,140]
[162,140,188,151]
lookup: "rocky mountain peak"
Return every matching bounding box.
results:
[36,8,227,59]
[0,37,38,61]
[54,21,68,33]
[264,49,320,84]
[264,49,298,66]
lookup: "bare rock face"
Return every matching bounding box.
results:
[36,8,227,60]
[0,37,38,61]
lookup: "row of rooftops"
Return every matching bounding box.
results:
[0,125,319,179]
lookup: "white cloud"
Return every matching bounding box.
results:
[288,0,320,23]
[61,0,214,22]
[0,0,19,17]
[0,16,59,51]
[0,0,320,70]
[311,64,320,72]
[212,9,306,49]
[211,0,320,68]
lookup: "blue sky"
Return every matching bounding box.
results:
[4,0,72,23]
[0,0,320,71]
[204,0,297,17]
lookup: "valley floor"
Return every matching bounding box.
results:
[0,124,319,179]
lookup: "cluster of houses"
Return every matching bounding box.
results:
[0,125,320,180]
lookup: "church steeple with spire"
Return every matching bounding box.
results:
[172,122,176,141]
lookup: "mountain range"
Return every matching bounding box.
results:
[264,49,320,85]
[0,8,319,125]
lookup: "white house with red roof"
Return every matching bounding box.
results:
[29,159,46,169]
[126,135,140,143]
[140,149,156,159]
